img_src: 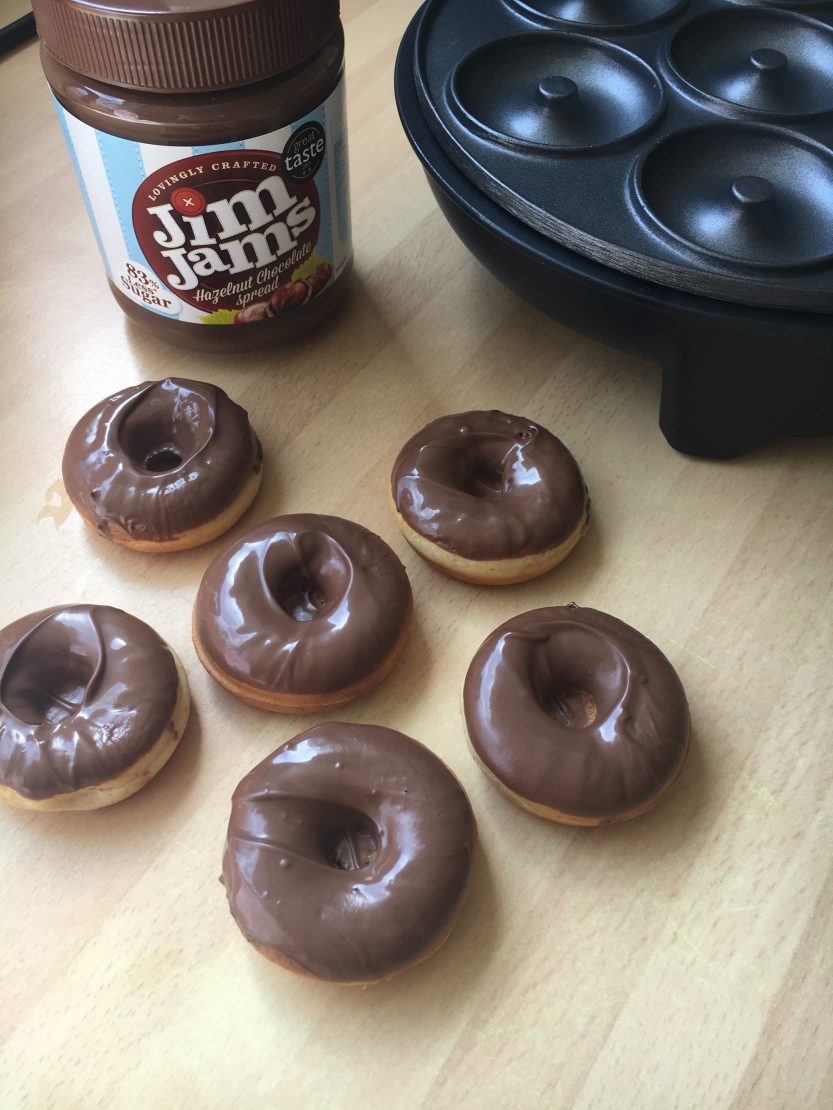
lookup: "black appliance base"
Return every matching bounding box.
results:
[659,334,833,460]
[396,14,833,459]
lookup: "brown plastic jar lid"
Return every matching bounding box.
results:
[32,0,341,93]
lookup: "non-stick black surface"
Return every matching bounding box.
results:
[414,0,833,311]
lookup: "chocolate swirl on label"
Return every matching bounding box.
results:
[464,604,689,821]
[391,410,588,559]
[0,605,179,800]
[194,515,412,695]
[222,721,475,981]
[62,377,262,542]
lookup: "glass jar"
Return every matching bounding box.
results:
[33,0,352,351]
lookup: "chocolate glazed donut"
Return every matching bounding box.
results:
[464,604,689,825]
[62,377,263,552]
[390,410,589,584]
[0,605,190,810]
[193,515,413,711]
[222,722,476,983]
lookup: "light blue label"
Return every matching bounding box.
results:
[54,77,351,325]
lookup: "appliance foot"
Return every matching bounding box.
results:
[659,338,833,459]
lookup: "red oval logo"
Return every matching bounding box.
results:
[132,151,320,315]
[171,186,206,215]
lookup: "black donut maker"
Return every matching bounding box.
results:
[395,0,833,457]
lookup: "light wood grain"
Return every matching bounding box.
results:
[0,1,31,27]
[1,5,832,1108]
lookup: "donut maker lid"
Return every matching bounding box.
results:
[413,0,833,311]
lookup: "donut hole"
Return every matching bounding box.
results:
[265,530,352,623]
[545,686,597,728]
[118,380,214,474]
[273,569,331,622]
[530,637,625,730]
[315,803,381,870]
[455,440,512,499]
[461,462,505,499]
[2,653,93,726]
[268,797,381,870]
[327,822,380,871]
[1,610,102,726]
[142,447,183,473]
[121,420,192,475]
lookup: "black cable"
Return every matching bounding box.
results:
[0,13,36,59]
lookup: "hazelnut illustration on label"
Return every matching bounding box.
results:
[133,150,332,324]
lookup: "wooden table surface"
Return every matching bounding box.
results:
[2,5,832,1108]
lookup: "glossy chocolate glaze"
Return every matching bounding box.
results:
[62,378,262,543]
[464,604,689,821]
[391,410,588,560]
[222,721,475,981]
[194,514,412,694]
[0,605,179,800]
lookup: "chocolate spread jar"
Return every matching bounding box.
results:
[32,0,352,351]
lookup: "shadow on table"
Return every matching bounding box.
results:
[257,838,500,1030]
[470,718,710,876]
[17,695,204,848]
[440,511,606,618]
[563,724,711,867]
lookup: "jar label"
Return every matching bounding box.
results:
[53,77,352,325]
